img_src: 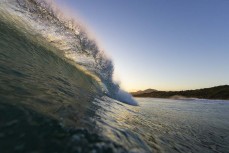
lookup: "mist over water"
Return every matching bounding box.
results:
[116,89,138,106]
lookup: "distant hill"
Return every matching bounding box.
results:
[131,85,229,100]
[131,88,157,95]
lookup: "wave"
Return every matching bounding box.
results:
[0,0,137,105]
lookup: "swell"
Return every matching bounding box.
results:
[0,20,103,127]
[0,0,137,105]
[0,0,115,94]
[0,20,147,152]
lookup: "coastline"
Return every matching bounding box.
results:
[131,85,229,101]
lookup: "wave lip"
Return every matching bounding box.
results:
[0,0,113,91]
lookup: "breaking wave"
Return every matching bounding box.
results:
[0,0,137,105]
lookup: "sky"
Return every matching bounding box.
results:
[56,0,229,91]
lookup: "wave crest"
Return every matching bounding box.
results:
[0,0,137,105]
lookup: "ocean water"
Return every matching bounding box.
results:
[1,0,229,153]
[128,98,229,153]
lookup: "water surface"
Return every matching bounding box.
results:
[111,98,229,153]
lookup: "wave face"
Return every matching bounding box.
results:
[0,0,137,105]
[0,0,146,153]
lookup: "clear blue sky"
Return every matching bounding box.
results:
[56,0,229,91]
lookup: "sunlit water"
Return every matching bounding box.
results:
[108,98,229,153]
